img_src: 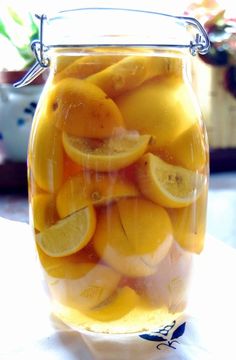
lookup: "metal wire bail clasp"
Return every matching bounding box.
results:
[184,16,210,56]
[31,14,50,68]
[14,14,50,88]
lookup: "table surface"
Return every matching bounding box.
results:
[0,172,235,248]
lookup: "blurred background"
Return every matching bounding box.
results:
[0,0,235,247]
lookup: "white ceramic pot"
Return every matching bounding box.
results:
[0,71,44,162]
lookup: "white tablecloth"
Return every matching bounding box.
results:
[1,216,236,360]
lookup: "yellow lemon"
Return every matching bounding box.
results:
[168,122,208,171]
[36,205,96,257]
[88,55,183,98]
[168,185,208,253]
[37,245,97,278]
[53,54,82,74]
[56,171,139,218]
[31,193,58,231]
[63,154,83,180]
[134,242,193,312]
[116,77,198,147]
[62,131,151,172]
[117,198,173,254]
[28,115,63,193]
[46,78,124,139]
[93,200,173,277]
[94,205,135,257]
[136,153,206,208]
[48,263,121,310]
[36,241,100,275]
[54,54,124,82]
[85,286,139,321]
[37,246,121,310]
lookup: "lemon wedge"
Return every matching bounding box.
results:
[116,77,197,147]
[45,262,121,310]
[56,171,139,218]
[136,153,206,208]
[87,55,183,98]
[62,131,150,172]
[117,198,173,255]
[36,205,96,257]
[85,286,139,321]
[54,54,124,82]
[93,200,173,277]
[29,115,63,193]
[168,185,208,253]
[45,78,124,139]
[37,243,121,311]
[168,122,207,171]
[31,193,58,231]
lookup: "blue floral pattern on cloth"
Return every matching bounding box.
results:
[139,320,186,350]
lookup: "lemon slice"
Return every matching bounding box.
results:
[85,286,139,321]
[136,153,206,208]
[36,205,96,257]
[62,131,151,172]
[56,172,139,218]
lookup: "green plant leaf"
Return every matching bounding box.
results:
[0,18,11,40]
[18,45,33,60]
[7,6,24,26]
[0,7,39,70]
[29,14,39,41]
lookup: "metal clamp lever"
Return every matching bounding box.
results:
[14,14,49,88]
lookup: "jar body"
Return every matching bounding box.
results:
[28,47,208,334]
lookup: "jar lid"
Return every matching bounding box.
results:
[45,8,191,47]
[45,7,208,50]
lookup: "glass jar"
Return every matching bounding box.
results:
[24,6,209,335]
